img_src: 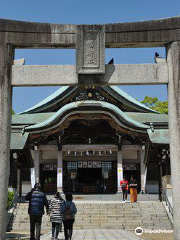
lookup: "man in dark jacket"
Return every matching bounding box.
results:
[25,183,49,240]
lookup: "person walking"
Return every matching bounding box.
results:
[61,193,77,240]
[25,183,49,240]
[129,176,138,203]
[120,177,128,202]
[49,192,63,240]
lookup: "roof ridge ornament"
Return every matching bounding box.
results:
[75,86,106,101]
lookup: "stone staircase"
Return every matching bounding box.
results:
[7,201,172,232]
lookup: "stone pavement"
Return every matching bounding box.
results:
[42,229,147,240]
[45,194,159,202]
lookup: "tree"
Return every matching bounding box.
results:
[12,109,15,115]
[141,96,168,114]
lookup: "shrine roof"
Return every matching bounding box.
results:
[126,112,168,124]
[148,129,169,145]
[12,112,168,125]
[12,112,54,125]
[19,86,157,114]
[24,100,150,133]
[10,130,29,150]
[19,86,78,114]
[102,86,158,113]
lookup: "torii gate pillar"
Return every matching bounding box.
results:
[0,44,14,240]
[167,42,180,240]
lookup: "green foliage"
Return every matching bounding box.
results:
[44,177,56,184]
[7,191,15,209]
[12,109,15,115]
[141,96,168,114]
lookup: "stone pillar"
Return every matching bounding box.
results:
[34,150,40,184]
[140,150,146,192]
[57,151,63,193]
[167,41,180,240]
[117,150,123,192]
[0,44,14,240]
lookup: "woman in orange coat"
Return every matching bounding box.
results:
[129,176,138,203]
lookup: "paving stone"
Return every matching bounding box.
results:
[42,229,146,240]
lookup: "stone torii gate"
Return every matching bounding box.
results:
[0,17,180,239]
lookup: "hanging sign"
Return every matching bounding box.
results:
[83,161,88,168]
[93,161,97,168]
[78,161,83,168]
[97,161,102,168]
[88,161,92,168]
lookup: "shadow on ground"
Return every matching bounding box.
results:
[6,232,30,239]
[6,231,49,240]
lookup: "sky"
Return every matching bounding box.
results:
[1,0,178,113]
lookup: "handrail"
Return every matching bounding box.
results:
[162,188,173,217]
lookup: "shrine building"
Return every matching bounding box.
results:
[10,85,169,195]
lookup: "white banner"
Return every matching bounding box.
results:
[57,168,63,188]
[31,168,36,188]
[117,168,123,187]
[143,167,147,189]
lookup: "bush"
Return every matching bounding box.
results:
[7,191,15,209]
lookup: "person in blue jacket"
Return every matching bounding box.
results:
[61,193,77,240]
[25,183,49,240]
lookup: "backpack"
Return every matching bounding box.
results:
[121,183,126,188]
[64,202,73,220]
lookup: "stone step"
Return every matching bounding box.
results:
[17,205,164,209]
[17,206,166,209]
[11,213,168,218]
[16,204,164,208]
[8,202,172,232]
[9,219,171,224]
[17,209,164,212]
[8,224,172,231]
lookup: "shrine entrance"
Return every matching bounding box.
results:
[40,164,57,193]
[63,158,117,194]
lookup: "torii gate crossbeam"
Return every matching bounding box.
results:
[0,17,180,240]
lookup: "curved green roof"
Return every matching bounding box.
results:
[20,86,156,114]
[25,100,149,133]
[103,86,158,113]
[19,86,79,114]
[148,129,169,144]
[12,111,168,125]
